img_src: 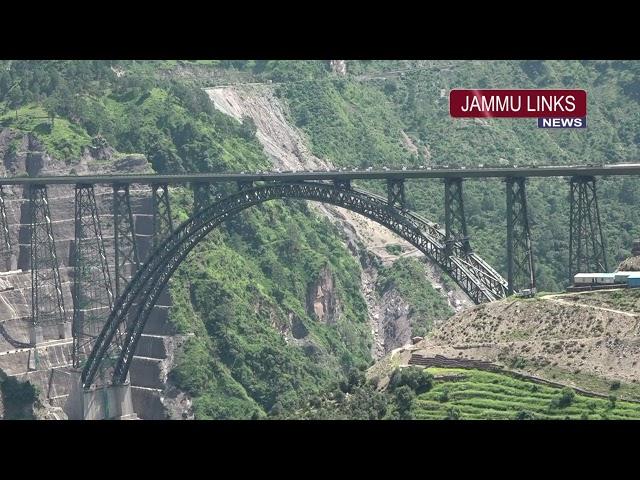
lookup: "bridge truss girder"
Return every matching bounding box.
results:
[81,181,509,388]
[29,184,67,341]
[569,175,608,278]
[72,184,115,368]
[505,177,535,294]
[444,177,471,255]
[333,179,351,190]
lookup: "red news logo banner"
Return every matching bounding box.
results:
[449,89,587,118]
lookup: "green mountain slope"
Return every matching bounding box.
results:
[2,60,639,419]
[415,367,640,420]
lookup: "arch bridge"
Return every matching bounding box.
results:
[1,164,631,395]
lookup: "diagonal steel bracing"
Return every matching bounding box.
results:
[333,179,351,190]
[444,177,471,255]
[113,183,139,298]
[569,176,608,279]
[386,179,405,209]
[29,184,68,343]
[505,177,535,294]
[72,184,115,368]
[152,183,174,248]
[193,181,222,214]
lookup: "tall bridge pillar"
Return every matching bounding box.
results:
[444,177,471,255]
[386,179,405,209]
[151,184,174,248]
[569,175,608,278]
[113,183,139,298]
[193,182,223,214]
[72,184,115,368]
[505,177,535,294]
[29,184,69,347]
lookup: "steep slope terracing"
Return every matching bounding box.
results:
[406,289,640,399]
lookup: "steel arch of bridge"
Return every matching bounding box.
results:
[81,181,508,388]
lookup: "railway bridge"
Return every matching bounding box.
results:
[1,163,635,417]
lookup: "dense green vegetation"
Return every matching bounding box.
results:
[2,60,638,419]
[0,60,378,418]
[271,60,640,292]
[377,257,453,337]
[0,370,37,420]
[284,366,433,419]
[415,367,640,420]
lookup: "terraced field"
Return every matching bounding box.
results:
[414,368,640,420]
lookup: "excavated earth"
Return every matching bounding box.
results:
[0,129,193,420]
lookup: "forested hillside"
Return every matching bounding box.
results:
[1,60,638,419]
[0,61,373,418]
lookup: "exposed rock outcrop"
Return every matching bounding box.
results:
[206,85,466,358]
[329,61,347,76]
[306,266,340,324]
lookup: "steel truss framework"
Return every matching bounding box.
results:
[444,177,471,255]
[72,184,115,368]
[152,184,173,249]
[81,181,509,387]
[569,176,608,277]
[505,177,535,294]
[0,185,11,270]
[193,182,219,214]
[113,183,139,297]
[29,185,67,336]
[386,179,405,209]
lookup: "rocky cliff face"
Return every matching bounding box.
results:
[306,266,340,324]
[329,61,347,76]
[206,85,465,358]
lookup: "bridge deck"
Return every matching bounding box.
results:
[2,164,640,185]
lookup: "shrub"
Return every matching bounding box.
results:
[514,410,536,420]
[550,387,575,409]
[394,385,416,419]
[610,380,621,391]
[445,407,461,420]
[438,387,450,403]
[389,367,433,394]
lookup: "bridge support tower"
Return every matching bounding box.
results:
[29,184,69,346]
[113,183,140,298]
[152,184,174,247]
[387,179,405,209]
[505,177,536,295]
[72,184,115,368]
[193,181,224,214]
[444,177,471,255]
[569,176,608,279]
